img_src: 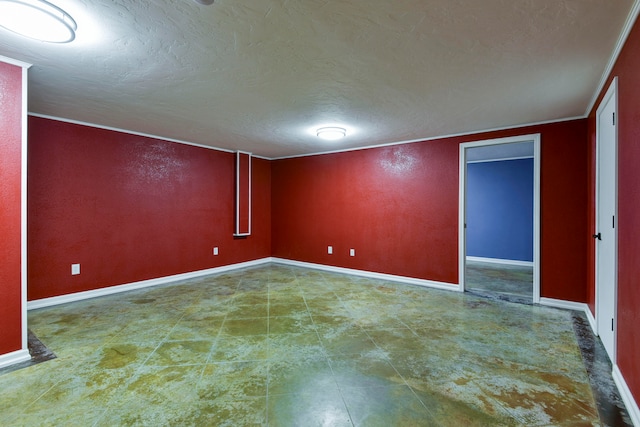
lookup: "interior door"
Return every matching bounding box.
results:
[595,79,618,362]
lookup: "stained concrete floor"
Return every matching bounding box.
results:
[465,260,534,304]
[0,264,624,426]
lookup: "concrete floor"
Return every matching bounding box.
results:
[0,264,619,426]
[465,260,533,304]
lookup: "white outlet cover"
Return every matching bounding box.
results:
[328,246,333,254]
[71,264,80,275]
[350,249,355,256]
[214,247,219,255]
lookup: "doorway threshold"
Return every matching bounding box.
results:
[466,288,533,305]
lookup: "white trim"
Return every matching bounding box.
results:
[22,0,640,169]
[27,255,468,310]
[459,134,541,303]
[458,134,538,150]
[0,57,31,356]
[539,297,590,313]
[459,143,467,293]
[466,155,534,164]
[539,299,598,338]
[28,258,272,310]
[0,349,31,369]
[533,138,541,303]
[272,116,583,160]
[466,256,534,267]
[235,151,240,235]
[536,299,598,343]
[249,154,252,234]
[594,77,619,362]
[21,64,29,352]
[234,151,252,236]
[26,113,268,161]
[31,113,582,162]
[0,55,32,68]
[586,306,597,334]
[539,299,597,348]
[271,258,460,292]
[613,364,640,426]
[28,113,234,153]
[586,0,640,117]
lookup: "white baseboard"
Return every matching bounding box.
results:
[538,297,590,312]
[466,256,534,267]
[28,257,273,310]
[540,297,639,426]
[29,256,460,310]
[585,306,597,334]
[613,364,640,426]
[0,349,30,369]
[538,298,597,334]
[272,258,461,292]
[21,256,640,425]
[539,297,597,330]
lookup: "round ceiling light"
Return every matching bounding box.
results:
[316,127,346,141]
[0,0,77,43]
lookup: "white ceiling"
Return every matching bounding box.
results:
[0,0,635,158]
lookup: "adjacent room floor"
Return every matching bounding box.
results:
[465,260,534,304]
[0,264,630,426]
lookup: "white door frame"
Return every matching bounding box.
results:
[458,134,541,303]
[594,77,618,361]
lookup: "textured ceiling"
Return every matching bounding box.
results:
[0,0,635,158]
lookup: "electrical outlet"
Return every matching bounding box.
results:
[213,247,219,255]
[328,246,333,254]
[71,264,80,275]
[350,249,355,257]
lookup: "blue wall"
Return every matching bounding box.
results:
[467,158,533,262]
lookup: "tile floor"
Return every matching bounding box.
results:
[0,264,617,426]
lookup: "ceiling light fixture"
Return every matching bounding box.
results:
[193,0,214,5]
[0,0,77,43]
[316,127,346,141]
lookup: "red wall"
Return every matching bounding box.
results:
[588,15,640,408]
[27,117,271,300]
[272,119,589,301]
[0,62,23,355]
[273,141,459,283]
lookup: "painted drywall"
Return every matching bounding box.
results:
[0,61,23,355]
[588,12,640,412]
[466,158,534,262]
[272,119,589,301]
[27,117,271,300]
[272,141,459,284]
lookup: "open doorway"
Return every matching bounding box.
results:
[594,78,618,362]
[459,135,540,304]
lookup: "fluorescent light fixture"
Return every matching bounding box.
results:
[0,0,77,43]
[316,127,346,141]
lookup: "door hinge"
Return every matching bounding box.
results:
[613,112,616,126]
[613,215,615,228]
[612,318,614,331]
